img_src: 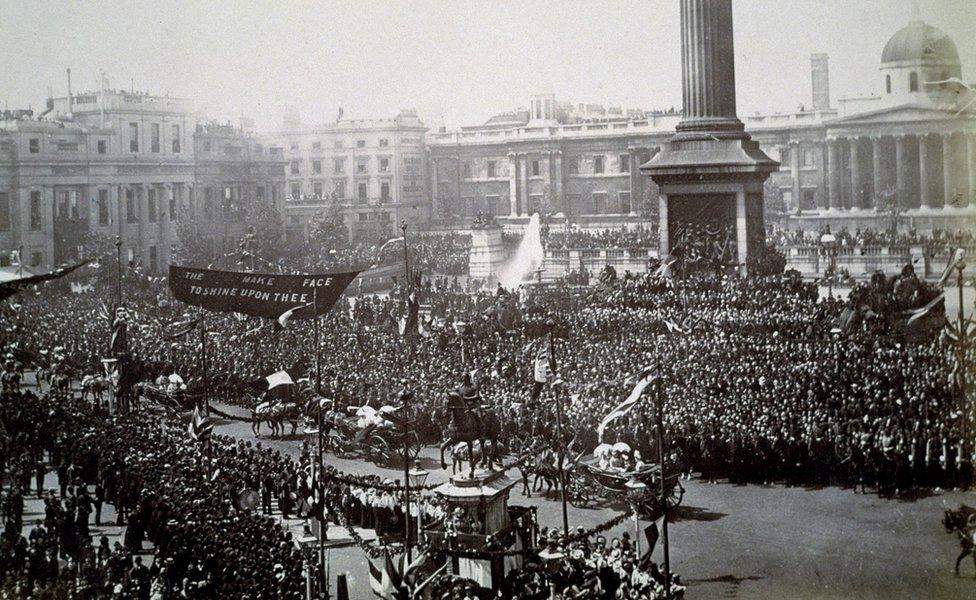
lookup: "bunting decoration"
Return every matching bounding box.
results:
[188,405,215,442]
[597,366,659,442]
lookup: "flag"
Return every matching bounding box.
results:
[533,335,551,384]
[164,317,200,341]
[188,405,214,442]
[110,307,129,356]
[904,292,945,326]
[277,301,313,329]
[663,318,683,334]
[653,255,677,278]
[644,518,662,558]
[398,293,419,337]
[938,248,966,286]
[367,552,406,600]
[0,260,90,301]
[264,370,295,390]
[597,366,659,442]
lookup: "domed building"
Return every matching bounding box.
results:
[880,20,962,97]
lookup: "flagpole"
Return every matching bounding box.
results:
[548,320,570,539]
[403,388,412,564]
[655,357,671,600]
[200,308,208,417]
[956,260,970,471]
[313,284,327,598]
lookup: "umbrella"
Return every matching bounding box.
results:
[168,373,184,384]
[612,442,631,453]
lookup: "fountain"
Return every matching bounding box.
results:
[497,213,544,290]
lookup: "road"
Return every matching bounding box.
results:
[210,404,976,599]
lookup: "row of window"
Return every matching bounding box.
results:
[288,181,391,203]
[289,138,390,152]
[0,184,277,232]
[290,157,392,176]
[456,154,632,180]
[779,146,818,169]
[448,191,633,216]
[26,124,182,156]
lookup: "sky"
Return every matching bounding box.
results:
[1,0,974,130]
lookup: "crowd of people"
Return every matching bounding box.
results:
[768,225,976,256]
[542,226,658,251]
[1,225,971,596]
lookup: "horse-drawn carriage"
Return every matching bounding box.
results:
[315,405,422,467]
[568,458,684,517]
[133,378,193,413]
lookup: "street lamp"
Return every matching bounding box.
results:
[624,479,647,558]
[408,462,429,547]
[819,232,837,299]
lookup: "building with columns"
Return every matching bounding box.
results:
[428,18,975,234]
[0,90,285,273]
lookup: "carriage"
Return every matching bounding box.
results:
[567,457,684,517]
[317,408,422,467]
[133,380,194,413]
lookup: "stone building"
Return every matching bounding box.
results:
[427,18,976,234]
[0,90,285,273]
[269,110,428,243]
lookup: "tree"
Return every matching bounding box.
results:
[763,179,786,216]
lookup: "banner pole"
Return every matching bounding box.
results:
[200,308,208,416]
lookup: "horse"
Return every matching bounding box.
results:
[81,374,112,403]
[438,391,501,479]
[445,440,499,475]
[943,504,976,577]
[252,401,301,437]
[48,372,71,397]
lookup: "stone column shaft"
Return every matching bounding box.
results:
[919,135,931,210]
[790,143,801,211]
[967,135,975,208]
[827,140,840,210]
[872,137,883,208]
[895,136,907,201]
[508,154,518,216]
[850,139,862,209]
[518,153,529,216]
[675,0,744,137]
[943,134,954,207]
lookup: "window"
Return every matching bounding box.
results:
[619,191,632,214]
[203,141,212,152]
[782,190,793,211]
[592,192,608,214]
[356,139,366,148]
[567,157,579,175]
[290,161,300,175]
[909,71,919,92]
[379,138,389,147]
[129,123,139,152]
[256,186,265,200]
[313,182,323,197]
[487,161,496,178]
[593,156,604,174]
[334,140,344,150]
[619,154,630,173]
[485,195,501,216]
[204,188,214,219]
[356,159,369,174]
[379,158,390,173]
[358,213,369,222]
[312,141,322,151]
[289,142,300,152]
[358,182,368,202]
[30,191,42,230]
[148,246,157,272]
[29,138,39,153]
[462,162,472,178]
[171,124,181,153]
[802,188,817,210]
[780,147,791,167]
[126,248,135,263]
[531,160,540,177]
[290,183,301,198]
[312,160,322,175]
[803,148,815,167]
[334,180,345,199]
[334,158,345,174]
[148,189,157,223]
[126,189,138,223]
[0,192,9,231]
[31,251,43,267]
[150,123,160,153]
[885,74,891,94]
[98,190,109,225]
[380,182,390,202]
[97,140,107,154]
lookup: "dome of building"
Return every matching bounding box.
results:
[881,20,959,65]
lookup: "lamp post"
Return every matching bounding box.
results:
[400,387,415,563]
[548,319,570,540]
[114,235,123,307]
[819,232,837,299]
[955,259,970,470]
[408,462,430,550]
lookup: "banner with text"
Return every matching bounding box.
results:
[168,265,360,319]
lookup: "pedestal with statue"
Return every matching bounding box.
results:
[468,218,508,284]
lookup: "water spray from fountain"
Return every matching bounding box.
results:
[497,213,544,290]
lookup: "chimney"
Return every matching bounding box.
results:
[810,54,830,110]
[66,68,73,115]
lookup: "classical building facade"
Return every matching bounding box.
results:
[0,91,285,273]
[428,19,976,234]
[269,110,428,242]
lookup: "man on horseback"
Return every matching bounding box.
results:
[440,373,500,478]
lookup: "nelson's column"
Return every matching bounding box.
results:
[642,0,778,275]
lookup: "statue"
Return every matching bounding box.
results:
[439,373,501,478]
